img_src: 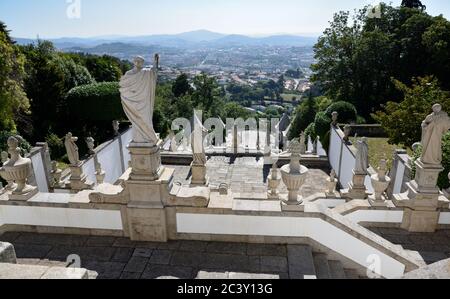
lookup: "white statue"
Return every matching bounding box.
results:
[119,54,160,145]
[191,112,207,165]
[420,104,450,165]
[64,132,80,166]
[355,137,369,174]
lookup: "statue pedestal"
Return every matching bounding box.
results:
[393,160,442,232]
[125,141,173,242]
[190,163,208,187]
[126,167,174,242]
[129,142,163,181]
[67,164,94,192]
[341,171,369,200]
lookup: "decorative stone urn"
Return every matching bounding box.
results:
[267,163,282,200]
[280,140,309,207]
[0,137,37,200]
[369,160,391,206]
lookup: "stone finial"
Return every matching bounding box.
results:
[112,120,120,136]
[50,161,63,188]
[343,125,352,145]
[267,162,281,200]
[86,137,95,156]
[332,111,339,127]
[313,137,319,155]
[299,132,306,154]
[326,169,338,197]
[95,160,106,185]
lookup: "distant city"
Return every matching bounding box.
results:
[14,30,317,93]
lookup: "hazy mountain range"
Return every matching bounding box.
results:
[14,30,318,49]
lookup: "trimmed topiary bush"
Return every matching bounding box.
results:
[65,82,125,121]
[325,101,357,124]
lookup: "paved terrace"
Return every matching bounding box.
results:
[2,229,450,279]
[168,156,329,198]
[1,232,302,279]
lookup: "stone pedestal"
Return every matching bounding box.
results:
[67,164,94,192]
[126,167,174,242]
[190,163,208,186]
[341,171,369,200]
[393,160,442,232]
[129,142,163,181]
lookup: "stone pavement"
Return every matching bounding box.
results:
[168,156,329,198]
[368,228,450,266]
[0,232,299,279]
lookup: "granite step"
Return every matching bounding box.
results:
[344,269,360,280]
[328,260,347,279]
[312,253,331,279]
[287,245,317,279]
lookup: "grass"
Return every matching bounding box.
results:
[350,137,412,170]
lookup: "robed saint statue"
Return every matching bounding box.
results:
[119,54,160,145]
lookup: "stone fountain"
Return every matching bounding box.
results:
[0,136,38,200]
[280,139,309,210]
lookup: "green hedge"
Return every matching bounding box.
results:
[325,101,357,124]
[66,82,125,121]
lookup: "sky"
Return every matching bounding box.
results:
[1,0,450,38]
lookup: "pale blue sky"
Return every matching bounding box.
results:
[1,0,450,38]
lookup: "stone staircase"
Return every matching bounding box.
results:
[287,245,367,280]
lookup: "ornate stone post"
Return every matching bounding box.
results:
[343,125,352,145]
[190,112,208,187]
[331,111,339,128]
[0,136,38,201]
[393,104,450,232]
[299,132,306,155]
[65,133,94,192]
[280,140,309,210]
[233,124,239,155]
[112,120,120,136]
[264,120,271,156]
[326,170,339,198]
[86,137,105,185]
[267,163,281,200]
[50,161,63,188]
[341,137,370,200]
[369,160,391,207]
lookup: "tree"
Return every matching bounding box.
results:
[373,76,450,147]
[401,0,426,11]
[288,94,317,139]
[172,73,192,97]
[20,41,95,141]
[0,22,29,132]
[311,3,450,120]
[191,73,224,118]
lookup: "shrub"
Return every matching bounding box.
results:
[288,95,317,139]
[304,122,317,140]
[325,101,358,124]
[314,111,332,150]
[66,82,125,121]
[45,133,65,160]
